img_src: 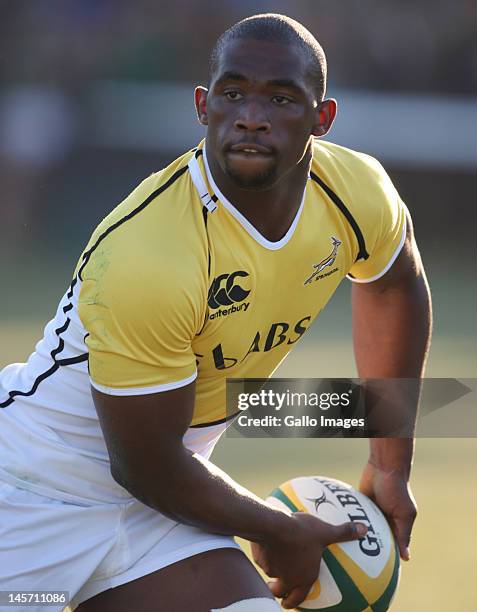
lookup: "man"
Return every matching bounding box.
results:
[0,13,431,612]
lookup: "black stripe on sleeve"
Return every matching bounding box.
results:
[310,171,369,262]
[57,354,89,367]
[0,302,88,409]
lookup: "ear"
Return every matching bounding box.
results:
[194,86,209,126]
[312,98,337,138]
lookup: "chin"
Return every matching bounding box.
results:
[224,164,279,191]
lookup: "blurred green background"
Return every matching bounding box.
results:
[1,1,476,610]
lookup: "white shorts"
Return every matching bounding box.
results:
[0,481,240,611]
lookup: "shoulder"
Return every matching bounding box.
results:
[82,148,197,253]
[311,140,406,275]
[76,147,207,278]
[312,139,394,192]
[311,139,403,222]
[76,147,209,331]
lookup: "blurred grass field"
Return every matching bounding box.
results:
[1,270,476,611]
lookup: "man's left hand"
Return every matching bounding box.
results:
[359,460,417,561]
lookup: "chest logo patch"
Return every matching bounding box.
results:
[304,236,342,285]
[208,271,251,320]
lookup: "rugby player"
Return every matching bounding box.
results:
[0,14,431,612]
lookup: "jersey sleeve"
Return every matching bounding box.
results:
[347,155,407,283]
[76,173,206,396]
[78,254,200,395]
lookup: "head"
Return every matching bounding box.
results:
[195,13,337,191]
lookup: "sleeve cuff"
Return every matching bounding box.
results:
[90,370,197,396]
[347,215,407,284]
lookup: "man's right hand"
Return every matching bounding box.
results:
[251,513,367,610]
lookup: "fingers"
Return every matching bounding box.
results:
[269,580,314,610]
[251,542,272,575]
[386,487,417,562]
[325,520,368,545]
[250,541,260,564]
[281,584,314,610]
[267,578,286,598]
[391,511,417,561]
[268,577,318,609]
[357,463,418,563]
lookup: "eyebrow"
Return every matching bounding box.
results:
[214,72,304,93]
[214,71,248,85]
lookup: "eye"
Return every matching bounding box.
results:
[272,95,292,105]
[224,91,243,101]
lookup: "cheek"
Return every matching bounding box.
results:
[281,120,313,153]
[277,129,312,169]
[206,107,236,141]
[276,107,314,136]
[208,98,234,122]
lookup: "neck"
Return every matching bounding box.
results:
[204,141,312,242]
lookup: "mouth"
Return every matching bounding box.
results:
[228,142,272,155]
[222,142,278,188]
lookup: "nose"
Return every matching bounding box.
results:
[234,101,271,133]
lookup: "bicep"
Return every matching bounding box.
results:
[92,381,196,488]
[351,208,432,378]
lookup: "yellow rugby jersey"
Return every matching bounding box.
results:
[77,139,406,426]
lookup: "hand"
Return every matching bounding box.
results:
[251,512,367,610]
[359,460,417,561]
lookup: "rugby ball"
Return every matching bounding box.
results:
[266,476,400,611]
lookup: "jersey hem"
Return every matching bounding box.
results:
[346,212,407,284]
[90,371,197,396]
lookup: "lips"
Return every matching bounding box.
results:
[229,142,272,155]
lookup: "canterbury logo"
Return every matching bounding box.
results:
[305,236,342,285]
[208,271,251,309]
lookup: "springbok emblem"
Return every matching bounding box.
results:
[304,236,342,285]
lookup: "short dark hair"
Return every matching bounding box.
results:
[209,13,327,100]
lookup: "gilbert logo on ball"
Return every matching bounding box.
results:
[267,476,400,611]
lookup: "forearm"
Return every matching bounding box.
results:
[352,270,432,476]
[113,444,292,543]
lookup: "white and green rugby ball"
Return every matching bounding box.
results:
[266,476,400,611]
